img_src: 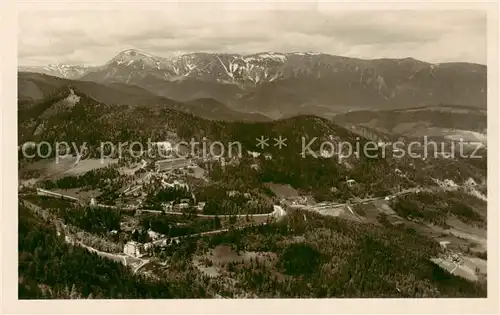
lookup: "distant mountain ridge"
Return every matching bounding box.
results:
[19,49,487,118]
[18,64,96,80]
[333,104,487,146]
[18,72,270,122]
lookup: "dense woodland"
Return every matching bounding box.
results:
[391,190,485,227]
[191,211,487,298]
[202,189,273,216]
[51,205,123,235]
[41,166,122,190]
[139,213,222,238]
[19,193,487,299]
[20,88,486,203]
[143,186,193,208]
[18,204,209,299]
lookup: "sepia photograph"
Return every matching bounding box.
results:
[1,0,499,313]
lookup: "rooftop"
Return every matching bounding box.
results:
[126,241,141,246]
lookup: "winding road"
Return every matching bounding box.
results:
[34,188,285,220]
[151,205,286,246]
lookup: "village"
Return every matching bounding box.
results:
[29,143,288,264]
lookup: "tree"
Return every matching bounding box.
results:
[70,284,80,299]
[213,216,222,229]
[280,243,322,276]
[229,215,237,225]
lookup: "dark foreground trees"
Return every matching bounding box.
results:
[18,204,208,299]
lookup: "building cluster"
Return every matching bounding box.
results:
[438,240,465,265]
[123,238,157,258]
[160,179,189,190]
[123,185,143,197]
[124,230,185,257]
[155,157,190,173]
[161,200,206,212]
[290,196,311,206]
[123,241,145,258]
[226,190,251,198]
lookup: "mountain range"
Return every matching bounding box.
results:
[19,49,487,118]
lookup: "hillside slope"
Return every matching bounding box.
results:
[18,72,270,122]
[333,105,487,145]
[18,88,486,200]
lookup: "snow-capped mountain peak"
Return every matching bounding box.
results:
[107,49,167,68]
[19,64,94,79]
[19,50,326,84]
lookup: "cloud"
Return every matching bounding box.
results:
[18,8,486,65]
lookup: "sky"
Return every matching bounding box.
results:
[18,6,487,66]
